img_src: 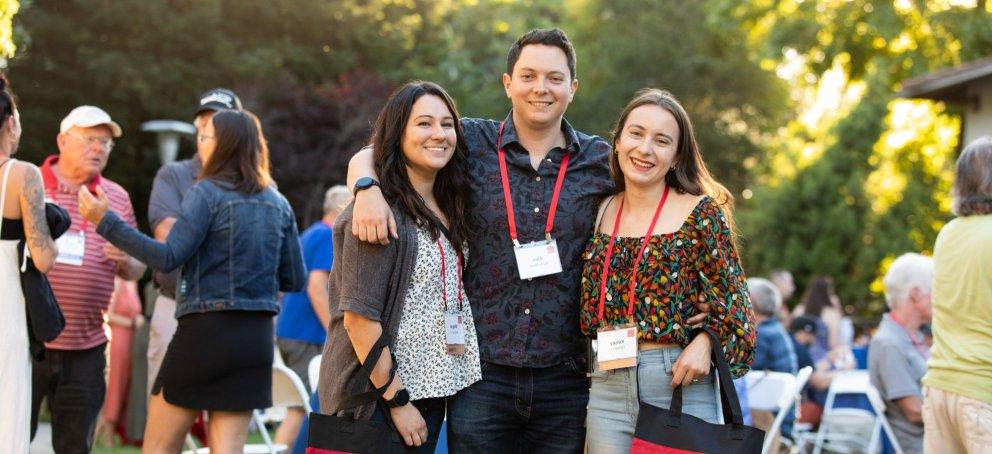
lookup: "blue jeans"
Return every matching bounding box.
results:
[371,397,447,453]
[447,358,590,453]
[585,346,720,453]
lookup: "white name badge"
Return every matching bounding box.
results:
[513,239,563,280]
[444,312,466,356]
[55,231,86,266]
[596,323,638,371]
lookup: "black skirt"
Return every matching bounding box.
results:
[153,310,274,411]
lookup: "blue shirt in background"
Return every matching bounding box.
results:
[277,221,334,345]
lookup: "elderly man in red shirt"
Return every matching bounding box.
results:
[29,105,145,453]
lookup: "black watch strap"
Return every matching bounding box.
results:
[353,177,380,195]
[384,388,409,408]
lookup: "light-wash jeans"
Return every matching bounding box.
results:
[586,346,721,454]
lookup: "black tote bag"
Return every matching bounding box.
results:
[19,202,71,359]
[306,332,407,454]
[631,329,765,454]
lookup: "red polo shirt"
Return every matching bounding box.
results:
[41,155,138,351]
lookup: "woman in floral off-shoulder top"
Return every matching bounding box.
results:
[581,89,756,453]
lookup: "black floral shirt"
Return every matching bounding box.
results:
[461,113,614,367]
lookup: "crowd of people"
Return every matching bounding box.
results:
[0,25,988,454]
[745,166,992,454]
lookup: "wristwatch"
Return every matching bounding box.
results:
[353,177,380,195]
[384,388,410,408]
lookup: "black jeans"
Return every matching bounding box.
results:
[447,357,591,453]
[30,344,107,454]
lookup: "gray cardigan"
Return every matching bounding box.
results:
[317,202,419,419]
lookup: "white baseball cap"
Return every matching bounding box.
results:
[60,105,122,138]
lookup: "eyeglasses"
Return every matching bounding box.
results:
[197,134,215,143]
[67,132,114,151]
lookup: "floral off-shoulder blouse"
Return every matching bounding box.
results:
[579,196,756,377]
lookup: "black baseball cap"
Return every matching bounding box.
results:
[790,315,818,335]
[194,88,242,117]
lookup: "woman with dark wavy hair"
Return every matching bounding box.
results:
[317,81,479,452]
[79,109,305,452]
[580,89,755,452]
[922,136,992,452]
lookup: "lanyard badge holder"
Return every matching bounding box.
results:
[55,215,88,266]
[48,185,88,267]
[594,186,670,372]
[496,122,570,280]
[438,239,466,356]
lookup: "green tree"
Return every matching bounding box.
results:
[566,0,789,195]
[0,0,16,57]
[720,0,991,319]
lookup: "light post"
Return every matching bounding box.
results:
[140,120,197,165]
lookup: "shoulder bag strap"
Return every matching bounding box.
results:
[667,329,748,439]
[333,219,408,414]
[0,158,15,234]
[333,331,398,413]
[594,195,617,233]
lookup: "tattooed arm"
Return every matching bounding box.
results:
[18,163,57,273]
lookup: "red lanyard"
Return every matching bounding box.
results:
[597,186,671,321]
[437,238,464,311]
[496,122,571,246]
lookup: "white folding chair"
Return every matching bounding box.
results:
[803,370,903,454]
[308,354,322,394]
[746,367,814,454]
[183,364,313,454]
[745,370,798,412]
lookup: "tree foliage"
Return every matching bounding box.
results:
[10,1,989,323]
[248,71,394,226]
[9,0,785,233]
[719,0,991,320]
[0,0,16,58]
[566,0,788,194]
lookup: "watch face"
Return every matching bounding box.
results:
[395,389,410,406]
[356,177,376,189]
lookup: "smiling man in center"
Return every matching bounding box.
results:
[346,28,614,452]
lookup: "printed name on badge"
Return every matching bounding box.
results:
[513,239,563,280]
[445,312,466,356]
[596,323,638,371]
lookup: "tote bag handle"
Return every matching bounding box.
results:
[666,328,748,439]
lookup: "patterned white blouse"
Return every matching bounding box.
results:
[393,227,482,401]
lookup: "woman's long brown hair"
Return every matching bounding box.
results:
[608,88,739,247]
[200,110,272,194]
[371,81,471,248]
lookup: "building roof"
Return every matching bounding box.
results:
[898,56,992,102]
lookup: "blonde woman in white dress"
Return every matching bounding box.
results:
[0,75,57,452]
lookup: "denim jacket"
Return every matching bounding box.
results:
[98,179,306,317]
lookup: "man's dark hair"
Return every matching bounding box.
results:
[506,28,577,80]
